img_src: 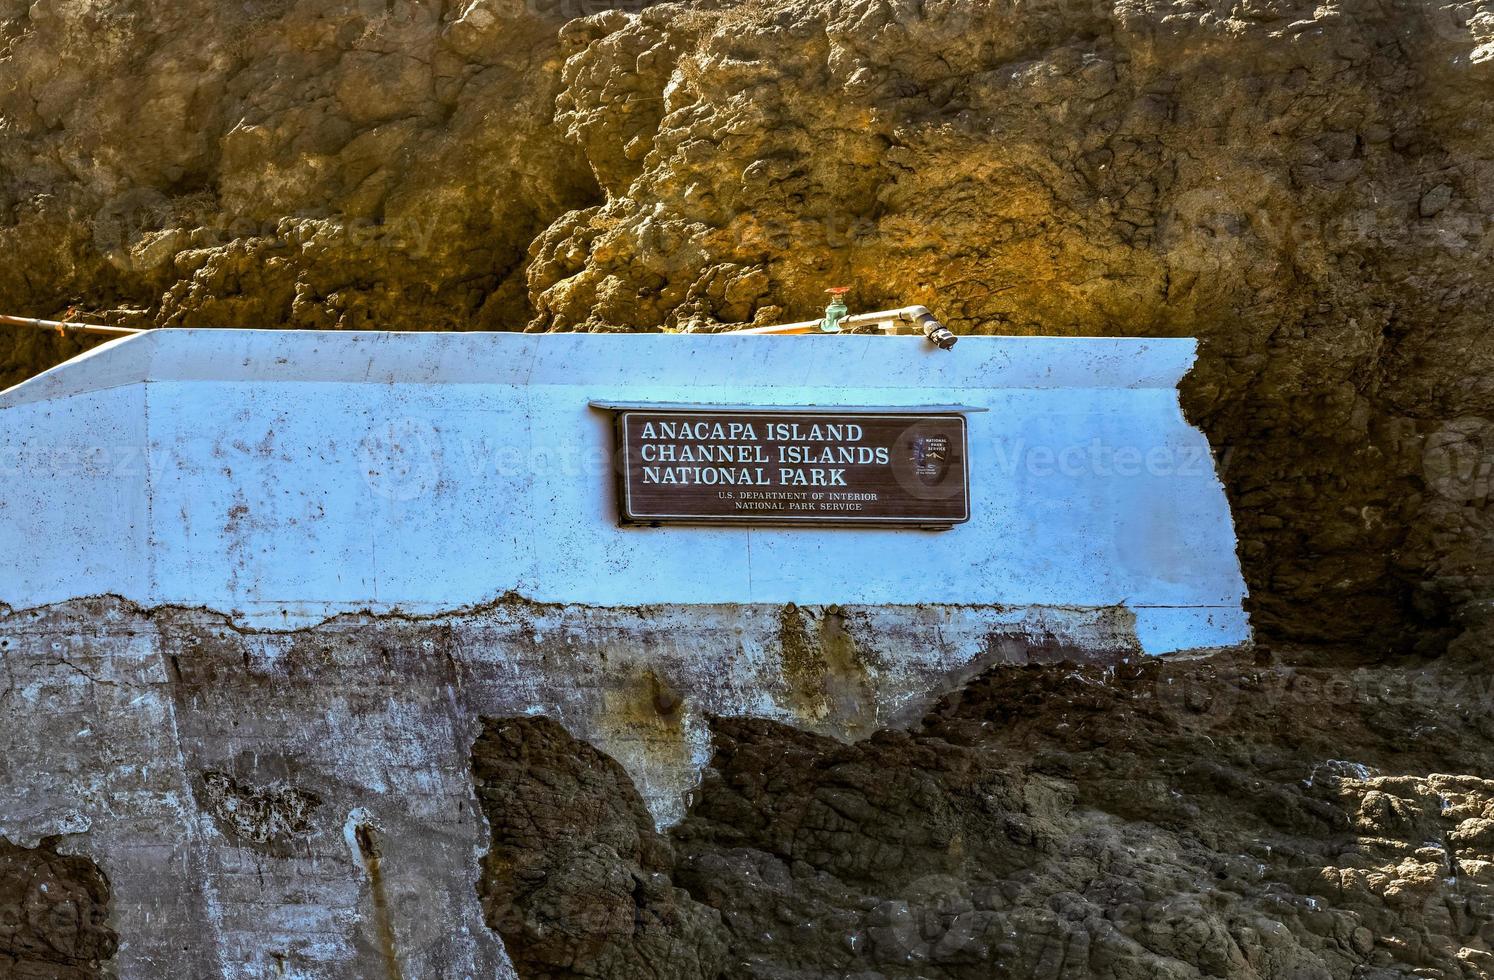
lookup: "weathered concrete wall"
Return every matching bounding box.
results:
[0,330,1249,974]
[0,330,1248,652]
[0,596,1133,978]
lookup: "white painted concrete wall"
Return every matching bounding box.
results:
[0,329,1250,652]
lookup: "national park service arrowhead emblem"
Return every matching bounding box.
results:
[911,432,951,486]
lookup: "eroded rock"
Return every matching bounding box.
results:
[0,839,117,979]
[195,769,322,851]
[472,643,1494,978]
[470,716,728,979]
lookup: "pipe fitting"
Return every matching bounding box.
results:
[896,306,957,350]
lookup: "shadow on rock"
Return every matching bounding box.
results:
[0,838,117,979]
[473,644,1494,978]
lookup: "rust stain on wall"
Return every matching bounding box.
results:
[0,593,1135,977]
[778,603,878,736]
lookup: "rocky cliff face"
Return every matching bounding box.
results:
[4,1,1492,647]
[3,5,1494,974]
[473,647,1494,979]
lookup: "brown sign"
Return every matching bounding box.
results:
[613,409,969,528]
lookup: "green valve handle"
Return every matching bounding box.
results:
[821,287,851,333]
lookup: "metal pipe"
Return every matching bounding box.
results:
[0,314,144,337]
[731,305,957,349]
[2,307,959,348]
